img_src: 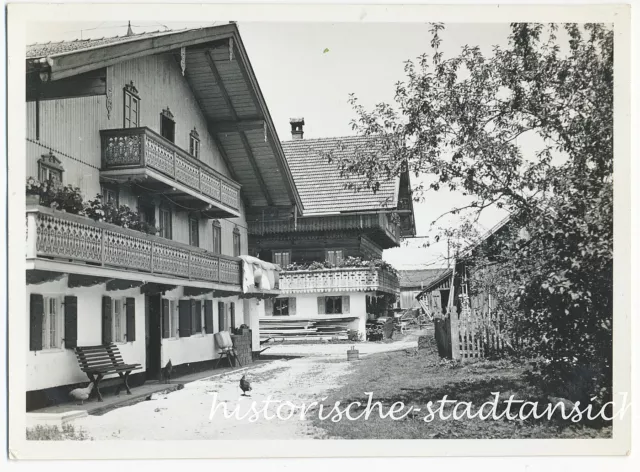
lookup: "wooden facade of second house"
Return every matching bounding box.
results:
[249,125,416,340]
[23,24,300,410]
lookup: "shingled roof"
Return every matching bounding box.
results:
[26,29,182,59]
[281,135,398,215]
[398,268,450,289]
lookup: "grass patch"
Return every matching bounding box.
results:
[27,423,91,441]
[311,339,612,439]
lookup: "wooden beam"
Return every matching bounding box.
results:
[205,49,238,120]
[140,283,177,295]
[231,41,304,211]
[106,279,145,292]
[206,49,272,206]
[210,119,264,133]
[45,26,237,81]
[239,131,273,206]
[183,287,214,297]
[26,270,66,285]
[68,274,112,288]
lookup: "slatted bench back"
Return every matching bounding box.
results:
[75,344,125,372]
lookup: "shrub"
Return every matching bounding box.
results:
[26,423,91,441]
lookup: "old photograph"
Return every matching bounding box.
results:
[7,2,631,459]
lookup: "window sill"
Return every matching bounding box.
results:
[32,347,66,354]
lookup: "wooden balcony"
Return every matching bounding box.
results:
[248,213,401,248]
[100,127,241,218]
[279,266,399,295]
[26,205,242,289]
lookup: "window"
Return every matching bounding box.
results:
[325,296,343,314]
[212,221,221,254]
[218,302,225,331]
[123,81,140,128]
[233,227,241,257]
[159,207,172,239]
[138,201,155,225]
[229,303,236,330]
[162,299,179,338]
[160,107,175,143]
[273,298,289,316]
[189,217,199,247]
[42,296,63,349]
[38,152,64,187]
[326,250,343,265]
[101,184,119,206]
[112,298,126,343]
[189,128,200,159]
[191,300,202,335]
[273,250,291,266]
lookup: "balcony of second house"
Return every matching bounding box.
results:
[100,127,242,218]
[279,264,400,295]
[248,212,401,249]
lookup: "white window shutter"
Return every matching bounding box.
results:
[317,297,325,315]
[289,297,296,316]
[342,295,350,314]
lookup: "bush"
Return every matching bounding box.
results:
[26,423,91,441]
[84,194,158,235]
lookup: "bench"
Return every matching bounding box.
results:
[75,344,142,402]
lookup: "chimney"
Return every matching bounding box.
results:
[290,117,305,140]
[126,21,134,37]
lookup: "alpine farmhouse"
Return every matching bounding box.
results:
[249,120,416,340]
[24,24,300,409]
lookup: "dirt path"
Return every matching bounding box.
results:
[73,338,417,440]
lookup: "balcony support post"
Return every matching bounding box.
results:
[26,210,37,259]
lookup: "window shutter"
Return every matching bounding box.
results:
[204,300,214,334]
[289,297,297,316]
[29,294,44,351]
[63,296,78,349]
[218,302,225,332]
[229,303,236,330]
[195,300,203,332]
[179,299,191,337]
[342,296,350,314]
[317,296,326,315]
[264,298,274,316]
[162,299,170,338]
[125,297,136,342]
[102,296,112,344]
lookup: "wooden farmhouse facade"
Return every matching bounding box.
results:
[249,121,416,340]
[24,24,301,409]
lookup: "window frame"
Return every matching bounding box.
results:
[101,184,119,207]
[160,107,176,143]
[232,227,241,257]
[190,300,203,335]
[41,296,63,350]
[212,220,221,255]
[189,216,200,247]
[326,249,344,265]
[38,152,64,187]
[273,298,289,316]
[273,250,291,267]
[158,206,172,240]
[112,298,127,343]
[123,81,140,128]
[189,128,200,159]
[325,296,343,315]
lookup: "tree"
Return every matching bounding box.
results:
[330,23,613,403]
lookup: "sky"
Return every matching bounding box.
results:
[27,21,513,269]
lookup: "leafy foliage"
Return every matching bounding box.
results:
[26,177,158,235]
[283,256,399,275]
[330,24,613,403]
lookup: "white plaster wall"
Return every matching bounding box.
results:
[159,287,246,368]
[268,292,368,334]
[26,277,145,391]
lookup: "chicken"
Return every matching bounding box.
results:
[239,375,252,396]
[69,382,94,405]
[162,359,173,384]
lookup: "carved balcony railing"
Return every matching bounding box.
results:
[26,205,242,286]
[279,266,399,295]
[248,213,401,246]
[100,127,241,213]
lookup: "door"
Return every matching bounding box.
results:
[145,294,162,380]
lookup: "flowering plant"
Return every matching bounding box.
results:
[84,195,158,235]
[26,177,84,214]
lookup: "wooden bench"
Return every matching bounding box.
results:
[75,344,142,402]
